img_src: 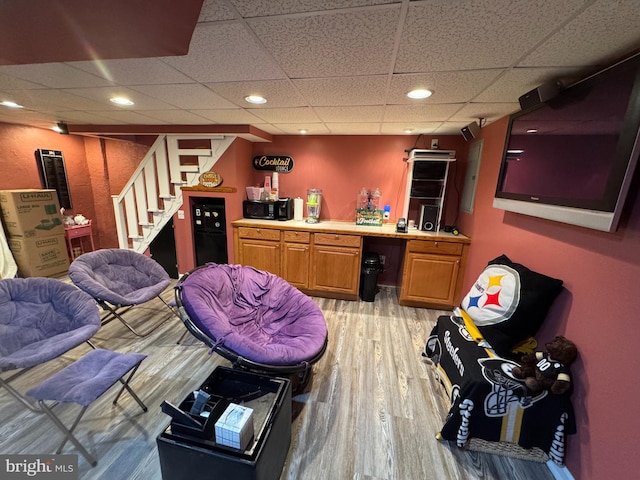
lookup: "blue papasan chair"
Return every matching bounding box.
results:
[0,277,101,410]
[69,248,176,337]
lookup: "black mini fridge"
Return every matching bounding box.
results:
[192,198,228,266]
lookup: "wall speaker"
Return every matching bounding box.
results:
[419,204,439,232]
[461,121,480,141]
[518,81,560,110]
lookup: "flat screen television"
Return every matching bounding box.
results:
[493,52,640,232]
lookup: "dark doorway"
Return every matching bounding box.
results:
[149,218,179,279]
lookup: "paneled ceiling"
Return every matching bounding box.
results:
[0,0,639,136]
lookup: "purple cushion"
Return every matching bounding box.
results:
[0,278,100,371]
[26,349,146,406]
[69,248,170,306]
[178,264,327,365]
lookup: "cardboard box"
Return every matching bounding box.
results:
[8,234,70,278]
[0,189,64,239]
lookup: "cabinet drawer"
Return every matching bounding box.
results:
[314,233,361,248]
[407,239,462,255]
[237,227,280,241]
[283,230,310,243]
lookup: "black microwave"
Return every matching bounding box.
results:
[243,200,277,220]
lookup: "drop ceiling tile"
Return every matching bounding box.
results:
[325,123,380,134]
[314,106,384,123]
[130,84,237,109]
[189,108,264,123]
[91,110,170,124]
[69,58,196,85]
[251,123,286,134]
[248,6,400,77]
[519,0,640,67]
[383,104,463,122]
[388,71,503,104]
[380,122,443,135]
[293,76,387,106]
[273,123,331,135]
[134,110,213,124]
[451,103,520,124]
[433,122,471,135]
[0,63,113,88]
[395,0,585,72]
[5,89,110,111]
[230,0,398,17]
[248,107,321,123]
[474,67,586,103]
[199,0,238,22]
[162,23,286,82]
[53,111,121,124]
[61,87,177,110]
[0,74,47,90]
[205,80,306,108]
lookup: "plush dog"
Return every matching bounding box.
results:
[512,336,578,395]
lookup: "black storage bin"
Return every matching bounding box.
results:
[157,367,292,480]
[360,252,382,302]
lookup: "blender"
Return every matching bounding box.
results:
[306,188,322,223]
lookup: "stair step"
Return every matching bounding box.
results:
[180,165,200,173]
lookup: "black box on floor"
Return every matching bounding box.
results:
[157,367,291,480]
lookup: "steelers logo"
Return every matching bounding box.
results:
[461,264,520,326]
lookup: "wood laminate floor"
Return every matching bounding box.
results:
[0,284,556,479]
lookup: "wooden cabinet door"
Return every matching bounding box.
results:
[399,252,459,308]
[311,245,360,295]
[282,242,310,288]
[237,239,281,275]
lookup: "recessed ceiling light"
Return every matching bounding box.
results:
[299,129,308,134]
[403,128,414,134]
[110,96,134,106]
[245,95,267,105]
[1,100,23,108]
[407,89,433,99]
[526,128,538,134]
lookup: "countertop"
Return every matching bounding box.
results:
[231,218,470,243]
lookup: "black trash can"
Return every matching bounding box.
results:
[360,252,382,302]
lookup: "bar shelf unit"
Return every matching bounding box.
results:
[402,149,456,232]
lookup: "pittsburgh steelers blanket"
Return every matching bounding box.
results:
[425,315,576,464]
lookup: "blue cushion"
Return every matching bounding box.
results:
[69,249,170,306]
[26,349,146,406]
[0,278,100,371]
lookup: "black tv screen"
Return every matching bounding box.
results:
[494,52,640,232]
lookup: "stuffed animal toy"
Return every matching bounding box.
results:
[512,336,578,395]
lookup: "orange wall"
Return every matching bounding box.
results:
[0,122,150,250]
[458,117,640,480]
[251,135,468,225]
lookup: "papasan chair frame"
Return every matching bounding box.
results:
[68,248,176,337]
[0,277,101,411]
[174,263,328,392]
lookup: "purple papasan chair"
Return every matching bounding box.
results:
[175,263,328,392]
[69,248,175,337]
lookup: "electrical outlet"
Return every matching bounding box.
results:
[379,254,386,265]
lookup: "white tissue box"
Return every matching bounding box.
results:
[215,403,254,450]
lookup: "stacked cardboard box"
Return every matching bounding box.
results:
[0,189,70,277]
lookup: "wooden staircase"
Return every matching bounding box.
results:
[111,134,235,252]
